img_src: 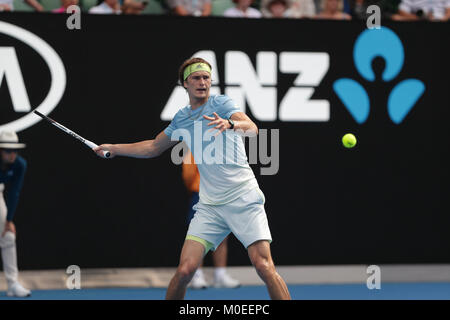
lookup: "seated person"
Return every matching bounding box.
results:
[261,0,316,18]
[52,0,79,13]
[0,0,43,11]
[224,0,262,17]
[392,0,447,21]
[89,0,122,13]
[315,0,351,19]
[261,0,292,18]
[122,0,148,14]
[167,0,211,16]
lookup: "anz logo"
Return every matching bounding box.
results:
[334,26,425,124]
[162,27,425,125]
[161,50,330,122]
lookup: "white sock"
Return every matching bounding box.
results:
[195,268,204,278]
[214,267,226,280]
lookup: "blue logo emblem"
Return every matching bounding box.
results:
[333,27,425,124]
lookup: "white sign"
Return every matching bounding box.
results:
[0,21,66,133]
[161,50,330,122]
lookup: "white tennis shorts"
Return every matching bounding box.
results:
[186,187,272,250]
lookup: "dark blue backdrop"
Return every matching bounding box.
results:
[0,13,449,269]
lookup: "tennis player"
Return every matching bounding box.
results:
[182,151,240,289]
[0,131,31,297]
[94,57,291,300]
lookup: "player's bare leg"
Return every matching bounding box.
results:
[247,240,291,300]
[166,239,205,300]
[212,235,228,267]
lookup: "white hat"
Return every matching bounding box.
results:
[0,131,26,149]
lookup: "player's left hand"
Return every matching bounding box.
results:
[2,221,16,237]
[204,112,231,136]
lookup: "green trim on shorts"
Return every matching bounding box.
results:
[186,235,214,254]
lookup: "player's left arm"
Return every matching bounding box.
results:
[203,112,258,136]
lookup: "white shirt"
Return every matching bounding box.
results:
[399,0,447,19]
[89,2,121,14]
[223,6,263,18]
[261,0,317,18]
[164,95,259,205]
[167,0,211,16]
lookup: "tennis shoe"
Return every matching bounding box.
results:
[189,271,209,289]
[7,282,31,297]
[213,272,241,288]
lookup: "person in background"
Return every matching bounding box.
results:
[52,0,79,13]
[89,0,122,13]
[348,0,397,20]
[445,0,450,20]
[224,0,262,17]
[0,0,43,11]
[261,0,316,18]
[182,151,241,289]
[391,0,448,21]
[315,0,351,19]
[0,131,31,298]
[122,0,148,14]
[289,0,316,17]
[167,0,211,16]
[261,0,292,17]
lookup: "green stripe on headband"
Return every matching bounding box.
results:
[183,63,211,81]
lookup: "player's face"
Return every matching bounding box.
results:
[184,71,211,101]
[0,149,17,164]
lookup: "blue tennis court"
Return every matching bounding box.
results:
[1,283,449,300]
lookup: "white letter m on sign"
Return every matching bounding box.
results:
[0,47,31,112]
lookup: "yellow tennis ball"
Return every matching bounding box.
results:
[342,133,357,148]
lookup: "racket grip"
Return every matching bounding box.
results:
[85,140,110,158]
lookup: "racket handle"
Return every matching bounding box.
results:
[85,140,110,158]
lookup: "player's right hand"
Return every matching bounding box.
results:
[94,144,115,158]
[2,221,16,237]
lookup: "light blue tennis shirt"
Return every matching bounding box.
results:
[164,94,259,205]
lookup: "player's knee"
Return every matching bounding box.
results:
[177,260,197,282]
[0,231,16,248]
[254,257,276,280]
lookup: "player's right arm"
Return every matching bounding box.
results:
[94,131,178,159]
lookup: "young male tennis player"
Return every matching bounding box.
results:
[94,57,291,300]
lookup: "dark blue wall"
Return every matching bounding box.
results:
[0,13,449,269]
